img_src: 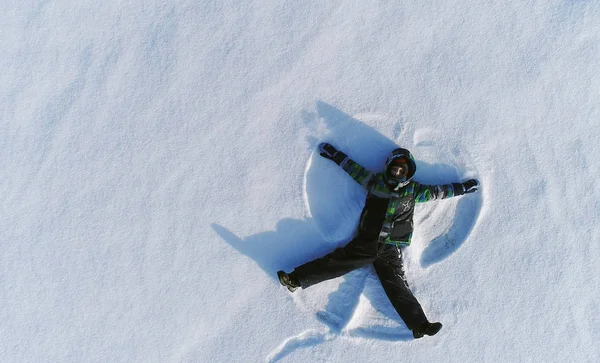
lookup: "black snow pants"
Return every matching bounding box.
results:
[290,233,428,330]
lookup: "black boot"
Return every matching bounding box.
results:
[277,271,300,293]
[412,322,442,339]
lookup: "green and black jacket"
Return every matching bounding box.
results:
[337,155,468,247]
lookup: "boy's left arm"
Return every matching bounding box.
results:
[415,179,480,203]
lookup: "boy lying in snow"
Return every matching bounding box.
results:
[278,143,480,339]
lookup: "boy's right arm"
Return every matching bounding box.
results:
[319,143,373,188]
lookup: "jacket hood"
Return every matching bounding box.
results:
[384,148,417,190]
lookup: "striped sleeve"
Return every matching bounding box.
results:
[339,158,374,189]
[414,183,465,203]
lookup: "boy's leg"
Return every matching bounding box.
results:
[373,245,428,331]
[291,235,377,289]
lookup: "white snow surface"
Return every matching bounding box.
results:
[2,1,600,362]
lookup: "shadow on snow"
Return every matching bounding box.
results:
[420,193,483,267]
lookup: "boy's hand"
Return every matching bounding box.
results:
[318,143,347,165]
[318,143,339,159]
[463,179,480,194]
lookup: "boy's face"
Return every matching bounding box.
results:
[389,163,409,179]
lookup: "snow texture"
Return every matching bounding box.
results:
[2,1,600,362]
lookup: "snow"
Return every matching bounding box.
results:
[2,1,600,362]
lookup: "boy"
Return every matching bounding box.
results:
[278,143,480,339]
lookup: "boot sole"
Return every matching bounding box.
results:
[277,271,299,292]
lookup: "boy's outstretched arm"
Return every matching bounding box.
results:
[318,143,373,188]
[415,179,480,203]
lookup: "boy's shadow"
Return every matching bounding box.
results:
[212,101,481,342]
[212,219,334,279]
[410,160,484,267]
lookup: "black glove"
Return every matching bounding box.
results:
[462,179,480,194]
[318,143,347,165]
